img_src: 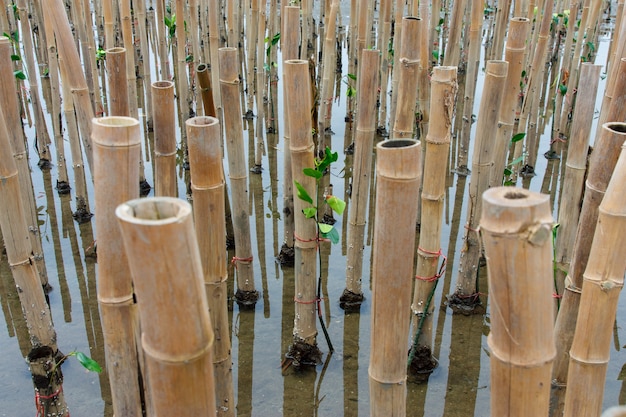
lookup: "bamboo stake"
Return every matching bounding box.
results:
[0,36,50,290]
[552,122,626,415]
[369,139,421,416]
[377,0,392,134]
[175,0,190,120]
[450,60,508,312]
[197,63,217,117]
[219,47,259,306]
[92,116,143,417]
[490,17,530,188]
[277,6,300,266]
[208,0,222,111]
[562,140,626,416]
[284,59,323,365]
[116,197,217,417]
[481,187,555,417]
[318,1,339,144]
[554,63,602,296]
[102,0,115,48]
[187,116,234,417]
[106,47,130,116]
[341,49,379,308]
[71,0,97,113]
[409,66,457,372]
[490,0,513,60]
[152,81,177,197]
[443,0,466,67]
[252,8,266,171]
[599,57,626,129]
[391,17,421,140]
[135,0,153,128]
[154,0,171,80]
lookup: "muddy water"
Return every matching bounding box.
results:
[2,10,626,417]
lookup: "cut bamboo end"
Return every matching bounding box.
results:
[376,139,422,180]
[92,117,141,147]
[481,187,554,235]
[187,116,223,186]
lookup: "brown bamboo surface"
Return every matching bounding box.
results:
[344,49,380,298]
[106,47,130,117]
[369,139,421,416]
[186,116,233,417]
[481,187,555,417]
[208,0,221,111]
[552,123,626,394]
[219,47,257,299]
[411,66,458,350]
[152,80,177,197]
[196,64,217,117]
[554,63,602,295]
[92,116,143,417]
[563,141,626,417]
[116,197,216,417]
[318,1,339,140]
[602,57,626,125]
[119,0,138,120]
[391,17,421,139]
[454,60,508,303]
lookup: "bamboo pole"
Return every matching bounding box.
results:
[490,17,530,188]
[449,60,508,312]
[552,123,626,412]
[277,6,300,265]
[135,0,153,128]
[106,47,130,116]
[283,59,323,366]
[116,197,217,416]
[391,17,421,140]
[409,66,458,372]
[490,0,513,60]
[562,140,626,416]
[369,139,421,416]
[92,117,143,417]
[252,8,266,171]
[377,0,392,134]
[597,7,626,128]
[208,0,221,112]
[155,0,171,80]
[443,0,465,67]
[318,1,339,143]
[219,47,259,306]
[481,187,555,417]
[599,58,626,128]
[0,36,50,290]
[197,63,217,117]
[176,0,190,120]
[152,81,177,197]
[341,49,380,309]
[553,63,602,297]
[187,116,235,417]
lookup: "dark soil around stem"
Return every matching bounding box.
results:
[55,181,71,195]
[139,180,152,197]
[285,339,322,369]
[339,288,364,312]
[72,207,93,224]
[408,345,438,382]
[445,292,486,316]
[234,289,259,310]
[277,244,295,267]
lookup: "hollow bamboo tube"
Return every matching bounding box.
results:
[92,117,143,417]
[154,0,171,80]
[452,61,508,309]
[284,59,320,354]
[416,15,431,140]
[116,197,217,416]
[45,0,95,171]
[598,7,626,128]
[152,81,177,197]
[0,37,50,289]
[342,49,380,305]
[197,64,217,117]
[601,58,626,126]
[218,47,258,305]
[481,187,555,417]
[563,141,626,417]
[490,17,530,188]
[186,116,234,417]
[410,66,458,361]
[391,17,421,139]
[554,63,602,296]
[106,47,130,116]
[552,123,626,406]
[277,6,300,264]
[369,139,421,416]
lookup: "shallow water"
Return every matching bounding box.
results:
[1,4,625,417]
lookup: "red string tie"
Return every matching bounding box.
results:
[231,256,253,269]
[35,386,64,417]
[415,248,447,282]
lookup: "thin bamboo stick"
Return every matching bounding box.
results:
[318,1,339,143]
[102,0,115,48]
[341,49,380,308]
[208,0,221,111]
[116,197,217,416]
[599,58,626,128]
[92,117,143,417]
[135,0,153,128]
[152,81,177,197]
[563,139,626,417]
[410,66,458,372]
[391,16,421,139]
[219,47,259,306]
[552,122,626,415]
[377,0,392,134]
[155,0,171,80]
[187,116,234,417]
[175,0,190,120]
[197,63,217,117]
[369,139,421,416]
[443,0,466,67]
[450,60,508,312]
[481,187,555,417]
[106,47,130,116]
[252,8,266,171]
[554,63,602,296]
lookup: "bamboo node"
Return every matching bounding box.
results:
[527,223,552,246]
[9,258,32,268]
[231,256,253,269]
[399,57,420,67]
[415,247,447,282]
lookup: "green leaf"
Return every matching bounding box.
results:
[511,132,526,143]
[347,73,357,80]
[294,180,313,204]
[303,167,323,179]
[326,195,346,215]
[504,180,516,186]
[503,168,512,176]
[14,70,26,80]
[508,154,525,166]
[559,84,567,95]
[318,223,333,234]
[320,225,340,244]
[346,85,356,97]
[186,54,193,63]
[75,351,103,373]
[303,207,317,218]
[10,54,20,61]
